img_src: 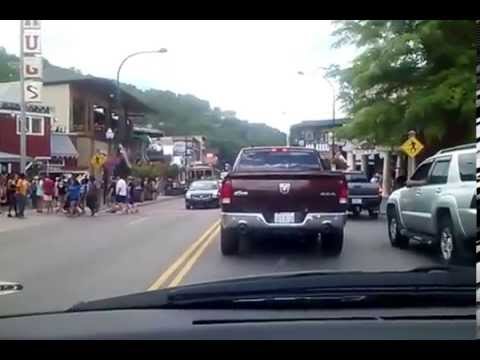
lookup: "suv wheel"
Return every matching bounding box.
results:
[438,215,463,265]
[185,203,191,210]
[321,230,343,256]
[221,228,239,255]
[387,206,409,249]
[368,209,379,219]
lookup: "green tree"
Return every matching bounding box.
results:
[0,47,19,82]
[331,20,475,158]
[167,164,180,179]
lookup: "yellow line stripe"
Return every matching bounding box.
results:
[167,226,220,288]
[147,219,220,291]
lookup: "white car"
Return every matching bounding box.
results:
[185,180,220,209]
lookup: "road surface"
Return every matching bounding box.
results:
[0,197,445,317]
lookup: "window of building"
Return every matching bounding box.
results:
[72,98,86,132]
[16,116,43,136]
[31,117,43,134]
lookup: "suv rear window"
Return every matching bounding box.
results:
[236,149,323,172]
[458,153,475,181]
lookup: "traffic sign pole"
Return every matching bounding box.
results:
[405,130,417,178]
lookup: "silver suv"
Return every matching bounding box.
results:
[387,143,476,265]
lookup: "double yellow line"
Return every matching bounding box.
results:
[147,219,221,290]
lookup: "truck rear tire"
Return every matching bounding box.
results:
[368,209,379,219]
[221,228,239,255]
[321,230,343,256]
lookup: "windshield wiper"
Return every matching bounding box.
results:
[68,267,474,312]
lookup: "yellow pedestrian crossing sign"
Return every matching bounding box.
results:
[400,136,424,158]
[90,153,106,168]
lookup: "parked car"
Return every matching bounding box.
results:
[386,144,476,264]
[219,146,348,256]
[343,171,382,218]
[185,180,220,209]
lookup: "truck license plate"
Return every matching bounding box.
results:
[274,212,295,224]
[352,198,362,204]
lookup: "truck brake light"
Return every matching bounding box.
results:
[220,180,233,204]
[338,180,348,204]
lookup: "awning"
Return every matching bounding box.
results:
[0,151,32,163]
[50,134,79,158]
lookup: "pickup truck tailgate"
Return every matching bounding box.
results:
[348,182,379,197]
[224,172,347,223]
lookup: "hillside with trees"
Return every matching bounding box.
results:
[0,47,286,165]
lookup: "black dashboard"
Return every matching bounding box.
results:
[0,306,475,340]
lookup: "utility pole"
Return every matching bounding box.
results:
[19,21,27,173]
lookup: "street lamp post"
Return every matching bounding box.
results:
[115,48,168,144]
[297,67,336,169]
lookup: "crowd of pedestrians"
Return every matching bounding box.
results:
[1,173,164,219]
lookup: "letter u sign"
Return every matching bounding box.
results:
[24,30,41,54]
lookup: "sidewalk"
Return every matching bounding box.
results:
[2,195,182,220]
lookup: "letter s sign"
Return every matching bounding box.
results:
[24,80,42,103]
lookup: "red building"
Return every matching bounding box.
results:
[0,101,52,174]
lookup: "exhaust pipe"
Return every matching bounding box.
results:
[238,222,249,236]
[320,221,333,234]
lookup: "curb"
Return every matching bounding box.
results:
[98,195,183,214]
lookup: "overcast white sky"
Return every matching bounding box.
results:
[0,20,358,133]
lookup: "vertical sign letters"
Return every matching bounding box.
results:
[22,20,42,103]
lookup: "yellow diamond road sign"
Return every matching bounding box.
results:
[91,153,106,168]
[400,136,424,158]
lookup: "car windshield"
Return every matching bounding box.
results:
[0,20,476,333]
[190,182,217,190]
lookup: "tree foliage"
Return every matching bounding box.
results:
[131,162,167,179]
[0,47,19,82]
[330,20,475,157]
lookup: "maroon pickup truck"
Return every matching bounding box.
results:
[219,146,348,256]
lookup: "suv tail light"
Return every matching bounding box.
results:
[338,180,348,204]
[220,180,233,204]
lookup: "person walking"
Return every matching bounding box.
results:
[86,176,99,216]
[42,175,55,214]
[126,177,138,214]
[108,176,117,211]
[30,176,38,210]
[36,175,44,213]
[15,173,30,218]
[6,174,18,217]
[53,177,60,210]
[57,177,68,213]
[67,177,81,216]
[79,177,88,214]
[0,175,6,214]
[115,175,128,214]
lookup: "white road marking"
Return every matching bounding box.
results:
[127,217,149,226]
